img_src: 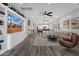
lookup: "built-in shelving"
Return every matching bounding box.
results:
[0,3,28,55]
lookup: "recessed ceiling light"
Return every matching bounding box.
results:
[48,3,52,5]
[31,16,34,18]
[56,16,58,18]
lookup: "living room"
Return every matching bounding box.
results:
[0,3,79,56]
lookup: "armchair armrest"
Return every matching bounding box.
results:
[59,35,71,41]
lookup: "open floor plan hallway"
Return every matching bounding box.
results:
[1,32,79,56]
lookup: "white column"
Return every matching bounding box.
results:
[70,16,72,30]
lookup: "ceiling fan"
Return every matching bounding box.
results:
[41,11,53,17]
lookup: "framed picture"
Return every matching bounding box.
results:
[63,20,70,29]
[7,13,23,33]
[28,20,31,25]
[71,17,79,29]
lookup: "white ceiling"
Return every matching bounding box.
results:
[8,3,79,25]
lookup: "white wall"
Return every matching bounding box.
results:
[6,6,28,49]
[7,17,28,49]
[0,4,28,54]
[70,9,79,34]
[7,31,28,49]
[60,8,79,34]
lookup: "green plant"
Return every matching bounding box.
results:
[9,6,25,18]
[2,3,8,6]
[18,12,25,18]
[9,6,17,12]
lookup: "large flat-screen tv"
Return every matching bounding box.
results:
[7,13,23,33]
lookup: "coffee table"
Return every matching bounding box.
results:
[48,35,58,42]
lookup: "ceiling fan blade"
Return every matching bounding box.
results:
[47,14,53,16]
[47,12,53,15]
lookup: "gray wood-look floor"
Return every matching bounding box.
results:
[1,32,79,56]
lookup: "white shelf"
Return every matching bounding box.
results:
[0,4,28,55]
[0,35,7,55]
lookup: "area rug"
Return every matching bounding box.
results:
[32,33,59,46]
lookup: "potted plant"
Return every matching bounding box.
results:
[2,3,8,6]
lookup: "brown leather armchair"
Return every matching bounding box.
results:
[59,33,79,48]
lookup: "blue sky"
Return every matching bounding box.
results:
[8,14,22,25]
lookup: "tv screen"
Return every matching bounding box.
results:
[7,14,23,33]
